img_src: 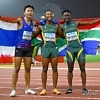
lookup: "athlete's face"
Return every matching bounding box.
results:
[62,12,71,22]
[24,7,34,19]
[45,11,54,21]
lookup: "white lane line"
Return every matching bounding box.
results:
[0,93,100,100]
[0,67,100,70]
[0,86,100,92]
[0,82,100,86]
[0,77,100,81]
[0,86,42,90]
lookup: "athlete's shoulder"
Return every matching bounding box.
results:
[71,20,78,26]
[17,17,23,24]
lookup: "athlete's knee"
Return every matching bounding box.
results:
[52,67,58,72]
[25,67,31,72]
[42,67,48,73]
[14,67,20,73]
[80,66,86,72]
[68,66,73,73]
[67,63,74,73]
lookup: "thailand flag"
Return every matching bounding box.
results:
[0,21,17,63]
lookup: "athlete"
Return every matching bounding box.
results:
[61,9,100,94]
[32,10,63,95]
[0,5,38,96]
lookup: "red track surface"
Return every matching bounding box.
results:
[0,62,100,100]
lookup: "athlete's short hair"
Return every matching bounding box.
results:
[62,9,71,15]
[24,5,34,11]
[45,9,53,13]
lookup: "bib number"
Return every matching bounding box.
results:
[22,31,32,40]
[66,31,78,41]
[44,33,55,41]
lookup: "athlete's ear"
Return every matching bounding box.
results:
[24,12,25,16]
[52,14,54,17]
[40,16,45,19]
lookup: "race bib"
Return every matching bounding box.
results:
[22,31,32,40]
[44,33,55,41]
[66,31,78,41]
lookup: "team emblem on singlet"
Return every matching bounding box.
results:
[22,31,32,40]
[66,31,78,41]
[44,33,55,41]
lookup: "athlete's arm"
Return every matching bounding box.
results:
[0,16,21,24]
[32,25,42,38]
[56,24,64,37]
[76,19,100,26]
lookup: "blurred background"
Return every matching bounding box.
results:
[0,0,100,20]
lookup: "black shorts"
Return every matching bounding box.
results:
[15,47,33,57]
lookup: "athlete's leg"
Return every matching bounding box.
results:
[77,48,86,89]
[51,57,61,95]
[51,57,58,89]
[39,57,49,95]
[65,50,75,94]
[12,57,22,90]
[67,62,74,89]
[78,61,86,88]
[50,47,59,89]
[50,46,60,95]
[11,48,23,91]
[24,57,32,90]
[10,48,24,96]
[40,46,50,95]
[10,57,22,97]
[24,57,36,94]
[41,58,49,89]
[22,47,37,95]
[66,50,75,89]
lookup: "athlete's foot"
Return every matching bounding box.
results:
[65,88,72,94]
[25,89,37,95]
[10,90,16,97]
[53,88,61,95]
[82,88,88,95]
[40,89,46,95]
